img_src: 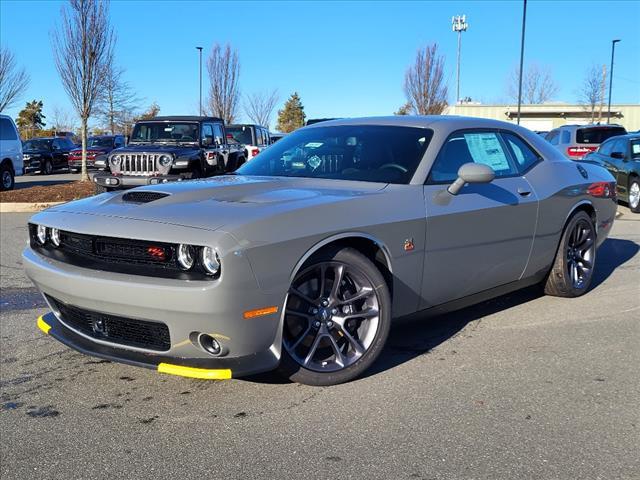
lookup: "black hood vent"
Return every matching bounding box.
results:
[122,191,169,203]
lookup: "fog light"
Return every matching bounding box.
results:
[198,333,222,356]
[200,247,220,276]
[36,225,48,245]
[50,228,61,247]
[177,244,195,270]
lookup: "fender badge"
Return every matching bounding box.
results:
[403,238,415,251]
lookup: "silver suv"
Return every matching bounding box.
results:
[0,114,23,191]
[545,124,627,160]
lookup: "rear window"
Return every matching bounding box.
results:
[0,118,18,141]
[576,127,626,144]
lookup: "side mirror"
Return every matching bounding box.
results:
[611,151,625,160]
[447,162,495,195]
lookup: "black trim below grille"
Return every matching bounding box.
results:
[47,296,171,352]
[122,191,169,203]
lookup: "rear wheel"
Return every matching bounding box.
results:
[628,178,640,213]
[278,247,391,386]
[544,211,596,297]
[0,163,14,191]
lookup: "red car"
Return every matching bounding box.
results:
[68,135,125,172]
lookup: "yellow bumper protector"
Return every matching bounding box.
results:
[37,315,51,334]
[157,363,232,380]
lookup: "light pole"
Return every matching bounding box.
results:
[516,0,527,125]
[452,15,468,104]
[196,46,203,116]
[607,39,620,124]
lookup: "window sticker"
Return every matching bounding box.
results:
[464,133,510,171]
[632,142,640,155]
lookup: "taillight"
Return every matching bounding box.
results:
[587,181,616,198]
[567,146,597,158]
[251,148,260,157]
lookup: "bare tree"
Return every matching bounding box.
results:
[52,0,114,181]
[206,43,240,123]
[403,44,448,115]
[51,105,76,132]
[0,46,30,112]
[507,63,559,104]
[97,63,138,134]
[578,63,606,123]
[244,89,278,128]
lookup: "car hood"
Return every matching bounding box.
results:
[114,144,199,155]
[23,149,49,155]
[44,175,388,231]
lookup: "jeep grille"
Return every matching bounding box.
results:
[120,153,160,175]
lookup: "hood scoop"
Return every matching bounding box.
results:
[121,191,170,204]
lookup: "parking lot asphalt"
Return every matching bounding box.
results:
[14,171,80,190]
[1,207,638,480]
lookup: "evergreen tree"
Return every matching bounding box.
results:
[15,100,46,139]
[276,92,305,133]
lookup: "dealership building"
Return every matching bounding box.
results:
[443,103,640,132]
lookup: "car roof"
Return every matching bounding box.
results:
[24,137,55,140]
[227,124,266,128]
[304,115,521,130]
[146,116,223,123]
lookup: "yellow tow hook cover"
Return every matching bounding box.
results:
[37,315,51,334]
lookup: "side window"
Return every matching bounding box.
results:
[561,130,571,144]
[501,132,541,173]
[428,131,518,183]
[0,119,18,140]
[255,128,263,146]
[213,124,224,144]
[52,139,62,150]
[598,139,615,156]
[201,124,214,146]
[611,138,627,156]
[114,136,124,148]
[546,130,560,145]
[263,128,270,145]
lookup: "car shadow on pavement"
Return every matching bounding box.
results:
[589,238,639,290]
[247,237,638,385]
[15,177,73,190]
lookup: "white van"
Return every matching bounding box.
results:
[0,114,23,190]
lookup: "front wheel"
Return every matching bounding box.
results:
[544,211,597,297]
[41,159,54,175]
[278,247,391,386]
[628,178,640,213]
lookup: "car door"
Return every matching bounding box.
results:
[51,139,64,167]
[421,129,539,308]
[609,137,630,195]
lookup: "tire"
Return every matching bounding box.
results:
[0,163,14,191]
[94,184,113,194]
[277,247,391,386]
[41,159,53,175]
[188,164,203,179]
[544,211,597,297]
[628,177,640,213]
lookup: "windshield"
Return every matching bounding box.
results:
[236,125,433,184]
[130,122,199,143]
[23,139,52,151]
[87,137,114,148]
[226,126,254,145]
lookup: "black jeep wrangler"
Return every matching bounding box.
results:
[93,116,245,192]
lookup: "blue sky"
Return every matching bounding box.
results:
[1,0,639,129]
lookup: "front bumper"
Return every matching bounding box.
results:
[23,160,41,173]
[93,171,185,190]
[24,247,284,379]
[69,159,96,169]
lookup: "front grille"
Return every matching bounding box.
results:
[47,296,171,351]
[122,191,169,203]
[120,153,159,175]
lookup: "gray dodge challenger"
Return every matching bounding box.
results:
[24,116,618,385]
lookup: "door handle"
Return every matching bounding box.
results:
[517,187,532,197]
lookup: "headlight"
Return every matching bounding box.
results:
[110,154,121,166]
[159,154,173,167]
[50,228,61,247]
[200,247,220,276]
[177,244,195,270]
[36,225,48,245]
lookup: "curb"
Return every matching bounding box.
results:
[0,202,65,213]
